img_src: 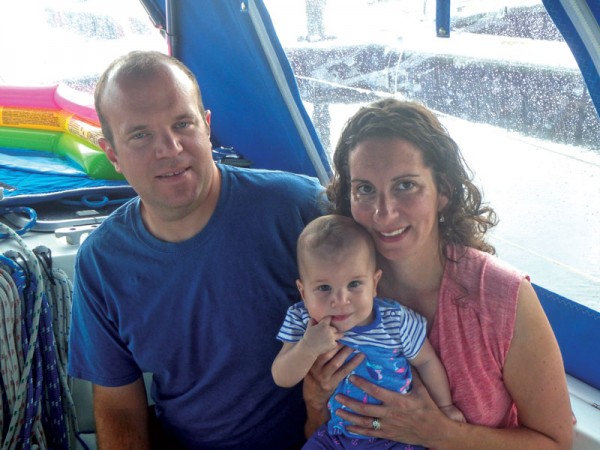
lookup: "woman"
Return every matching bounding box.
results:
[303,98,573,449]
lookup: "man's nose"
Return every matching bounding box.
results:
[155,130,183,158]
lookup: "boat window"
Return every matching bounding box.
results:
[265,0,600,312]
[1,0,167,92]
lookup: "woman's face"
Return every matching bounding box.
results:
[349,137,448,262]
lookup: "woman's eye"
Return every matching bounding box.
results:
[357,184,373,195]
[395,181,415,192]
[352,184,377,204]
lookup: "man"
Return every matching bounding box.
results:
[68,51,323,449]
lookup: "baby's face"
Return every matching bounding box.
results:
[297,242,381,332]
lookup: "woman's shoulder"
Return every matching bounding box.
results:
[446,244,526,287]
[443,244,527,314]
[437,246,524,345]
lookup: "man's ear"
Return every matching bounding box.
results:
[202,110,212,139]
[99,137,122,173]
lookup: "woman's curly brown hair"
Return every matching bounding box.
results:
[326,98,498,256]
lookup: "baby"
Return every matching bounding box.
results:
[272,214,464,449]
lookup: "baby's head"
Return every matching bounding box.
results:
[296,215,382,331]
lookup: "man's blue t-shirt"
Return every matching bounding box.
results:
[68,164,324,449]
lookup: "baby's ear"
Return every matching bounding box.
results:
[373,269,383,295]
[296,279,306,300]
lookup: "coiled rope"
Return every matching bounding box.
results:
[0,223,77,449]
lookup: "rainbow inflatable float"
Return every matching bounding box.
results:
[0,84,122,180]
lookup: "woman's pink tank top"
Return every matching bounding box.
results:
[429,245,526,428]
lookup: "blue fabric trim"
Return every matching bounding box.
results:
[535,284,600,390]
[543,0,600,116]
[587,0,600,22]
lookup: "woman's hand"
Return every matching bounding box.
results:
[333,372,458,447]
[303,344,364,437]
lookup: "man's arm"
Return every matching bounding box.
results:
[93,377,150,450]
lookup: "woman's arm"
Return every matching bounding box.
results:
[332,279,573,449]
[93,378,150,450]
[302,344,365,437]
[500,279,573,447]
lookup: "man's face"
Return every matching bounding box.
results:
[100,64,217,221]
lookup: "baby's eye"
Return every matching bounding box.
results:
[348,280,362,289]
[316,284,331,292]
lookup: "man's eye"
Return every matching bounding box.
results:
[131,132,149,140]
[175,121,191,129]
